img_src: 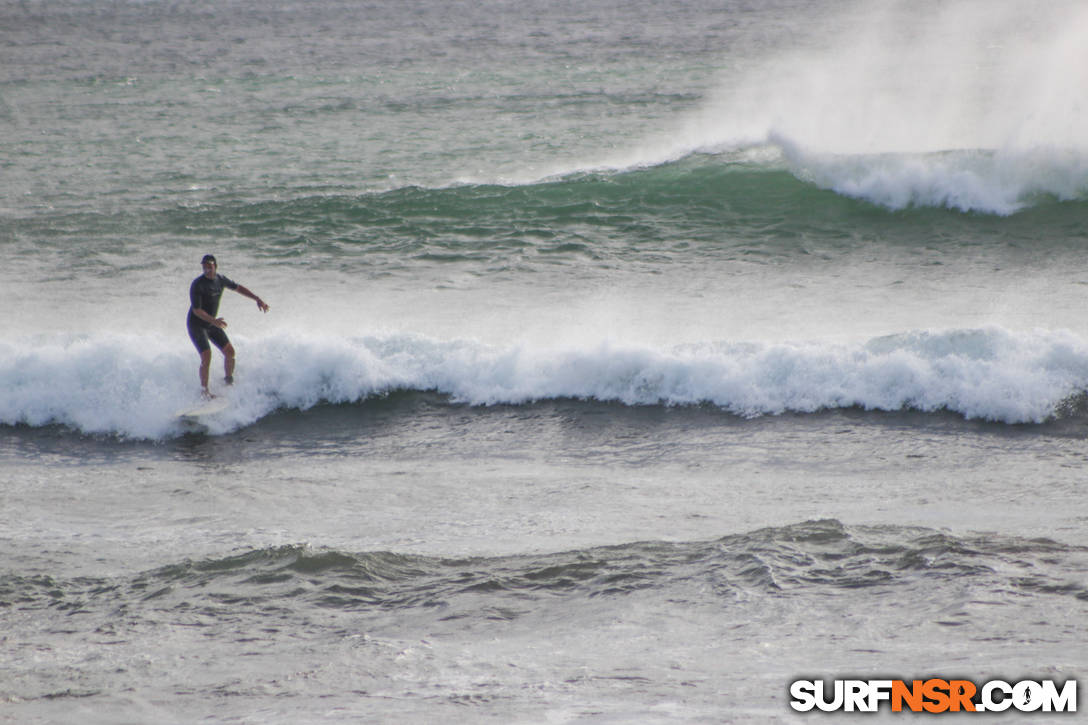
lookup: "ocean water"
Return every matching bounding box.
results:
[2,0,1087,722]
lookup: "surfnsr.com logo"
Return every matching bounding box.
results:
[789,678,1077,713]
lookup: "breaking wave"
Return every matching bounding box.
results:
[3,326,1088,439]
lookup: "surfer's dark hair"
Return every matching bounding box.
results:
[201,254,217,265]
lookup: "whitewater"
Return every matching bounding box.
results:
[5,326,1088,440]
[624,0,1088,214]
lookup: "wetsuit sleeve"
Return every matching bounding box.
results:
[189,279,202,309]
[219,275,239,291]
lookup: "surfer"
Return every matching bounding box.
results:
[187,254,269,397]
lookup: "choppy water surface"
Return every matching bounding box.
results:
[2,0,1087,721]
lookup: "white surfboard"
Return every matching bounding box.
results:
[176,397,230,428]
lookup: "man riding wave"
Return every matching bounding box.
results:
[187,254,269,397]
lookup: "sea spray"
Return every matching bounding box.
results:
[625,0,1088,214]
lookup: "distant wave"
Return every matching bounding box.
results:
[768,135,1088,215]
[632,0,1088,216]
[16,149,1084,266]
[7,519,1086,617]
[3,327,1088,439]
[228,147,1088,236]
[546,140,1088,217]
[44,153,1071,275]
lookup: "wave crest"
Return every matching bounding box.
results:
[772,135,1088,215]
[8,520,1087,617]
[3,327,1088,439]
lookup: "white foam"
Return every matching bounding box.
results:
[774,138,1088,214]
[3,327,1087,439]
[596,0,1088,214]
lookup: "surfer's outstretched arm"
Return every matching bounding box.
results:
[233,284,270,313]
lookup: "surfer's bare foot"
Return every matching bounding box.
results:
[224,375,234,385]
[202,390,216,400]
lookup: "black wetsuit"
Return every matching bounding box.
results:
[187,273,238,352]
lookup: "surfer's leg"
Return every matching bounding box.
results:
[207,327,234,384]
[222,343,236,384]
[189,321,214,395]
[199,349,212,396]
